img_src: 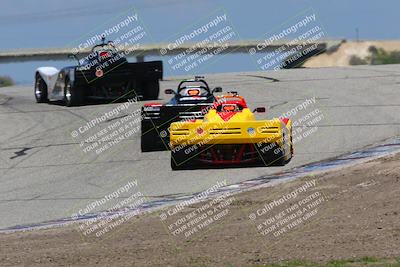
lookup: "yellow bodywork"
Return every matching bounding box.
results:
[169,108,291,149]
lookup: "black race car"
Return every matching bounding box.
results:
[141,77,222,152]
[34,38,163,106]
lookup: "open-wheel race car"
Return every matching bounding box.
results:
[169,92,293,170]
[141,76,222,152]
[34,38,163,106]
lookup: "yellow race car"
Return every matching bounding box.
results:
[169,92,293,170]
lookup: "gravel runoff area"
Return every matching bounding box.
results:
[1,151,399,267]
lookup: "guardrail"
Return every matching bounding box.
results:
[0,40,342,63]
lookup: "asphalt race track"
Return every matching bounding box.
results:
[0,65,399,229]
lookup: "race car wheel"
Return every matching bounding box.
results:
[171,156,193,170]
[258,142,285,166]
[141,132,166,152]
[141,121,167,152]
[171,157,184,170]
[34,74,48,103]
[286,134,293,164]
[170,147,191,170]
[170,144,201,170]
[273,148,286,166]
[64,78,83,107]
[141,135,152,152]
[274,134,289,166]
[143,80,159,100]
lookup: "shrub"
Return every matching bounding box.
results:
[0,76,15,87]
[349,55,368,65]
[368,47,400,65]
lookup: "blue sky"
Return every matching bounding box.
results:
[0,0,399,82]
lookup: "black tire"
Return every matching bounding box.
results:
[274,149,287,166]
[286,134,293,164]
[277,131,293,165]
[34,74,48,103]
[171,156,183,170]
[171,147,186,170]
[64,78,83,107]
[258,142,286,166]
[141,135,152,152]
[273,135,287,166]
[143,80,159,100]
[170,144,201,170]
[141,121,167,152]
[171,155,191,170]
[141,134,165,152]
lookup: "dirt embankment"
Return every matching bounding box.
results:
[303,40,400,68]
[1,153,400,267]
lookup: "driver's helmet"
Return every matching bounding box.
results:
[218,103,241,112]
[98,50,112,60]
[180,87,205,97]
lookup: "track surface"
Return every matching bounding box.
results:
[0,65,399,229]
